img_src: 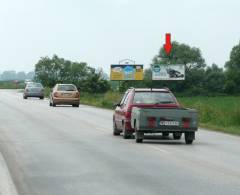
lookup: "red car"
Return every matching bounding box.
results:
[113,88,180,139]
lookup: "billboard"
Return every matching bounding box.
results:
[152,64,185,80]
[110,64,143,81]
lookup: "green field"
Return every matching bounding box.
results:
[81,91,121,109]
[178,96,240,135]
[0,81,25,89]
[81,92,240,136]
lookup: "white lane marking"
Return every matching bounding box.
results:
[95,128,111,133]
[146,145,171,154]
[94,127,171,154]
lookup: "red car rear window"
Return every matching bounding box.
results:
[133,92,176,104]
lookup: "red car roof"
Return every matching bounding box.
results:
[131,88,170,92]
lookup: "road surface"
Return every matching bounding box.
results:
[0,90,240,195]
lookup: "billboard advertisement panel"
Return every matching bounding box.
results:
[152,64,185,80]
[110,64,143,81]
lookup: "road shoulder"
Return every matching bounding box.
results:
[0,153,18,195]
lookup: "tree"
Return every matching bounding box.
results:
[118,41,207,94]
[1,71,17,81]
[151,41,206,94]
[34,55,110,93]
[225,42,240,69]
[34,56,57,86]
[224,42,240,93]
[26,71,35,80]
[84,68,110,93]
[153,41,206,71]
[204,64,225,94]
[16,71,26,81]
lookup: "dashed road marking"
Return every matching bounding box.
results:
[94,127,171,154]
[95,128,110,133]
[146,145,171,154]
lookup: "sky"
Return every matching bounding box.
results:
[0,0,240,73]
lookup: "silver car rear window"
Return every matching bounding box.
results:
[27,83,43,88]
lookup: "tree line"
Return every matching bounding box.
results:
[119,41,240,95]
[0,71,34,81]
[34,41,240,95]
[34,55,110,93]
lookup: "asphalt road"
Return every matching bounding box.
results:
[0,90,240,195]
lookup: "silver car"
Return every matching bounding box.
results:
[23,82,44,99]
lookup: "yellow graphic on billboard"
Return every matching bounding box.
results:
[110,65,143,81]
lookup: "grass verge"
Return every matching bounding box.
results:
[81,92,240,136]
[0,81,25,89]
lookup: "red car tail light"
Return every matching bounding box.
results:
[125,106,132,119]
[75,92,80,98]
[182,118,190,128]
[53,92,59,97]
[148,117,156,128]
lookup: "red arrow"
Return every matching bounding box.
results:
[164,33,172,55]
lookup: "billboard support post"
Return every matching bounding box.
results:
[117,59,135,92]
[110,59,143,92]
